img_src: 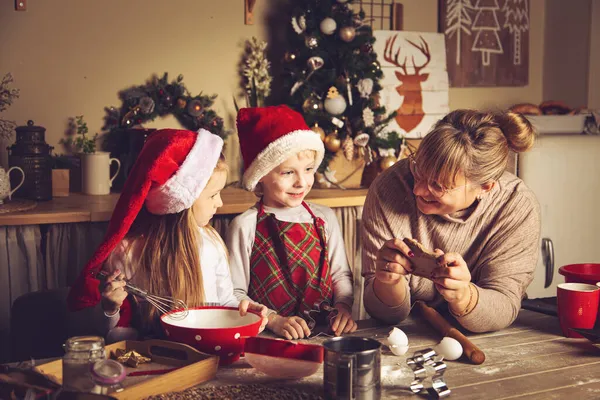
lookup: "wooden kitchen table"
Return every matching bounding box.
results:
[193,310,600,399]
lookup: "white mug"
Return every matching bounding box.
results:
[0,166,25,204]
[81,152,121,195]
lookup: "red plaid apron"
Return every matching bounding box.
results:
[248,201,333,317]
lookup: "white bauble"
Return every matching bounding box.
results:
[324,95,347,115]
[320,17,337,35]
[434,337,463,361]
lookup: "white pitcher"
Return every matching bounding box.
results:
[80,152,121,195]
[0,166,25,204]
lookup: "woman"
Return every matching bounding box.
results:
[362,109,541,332]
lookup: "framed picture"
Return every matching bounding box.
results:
[440,0,530,87]
[373,31,450,138]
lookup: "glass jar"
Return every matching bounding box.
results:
[90,359,126,395]
[62,336,106,393]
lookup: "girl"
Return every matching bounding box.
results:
[68,128,267,340]
[362,109,540,333]
[227,105,357,340]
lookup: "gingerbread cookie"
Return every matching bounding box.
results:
[403,238,441,279]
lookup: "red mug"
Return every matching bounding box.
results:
[557,282,600,338]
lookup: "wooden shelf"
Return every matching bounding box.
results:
[0,187,368,226]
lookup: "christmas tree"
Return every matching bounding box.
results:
[281,0,401,172]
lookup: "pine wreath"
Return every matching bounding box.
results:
[102,73,226,153]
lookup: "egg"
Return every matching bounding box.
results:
[434,337,463,361]
[387,327,409,356]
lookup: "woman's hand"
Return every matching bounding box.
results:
[267,315,311,340]
[375,238,414,284]
[431,250,472,312]
[330,303,357,336]
[238,300,268,333]
[100,269,127,315]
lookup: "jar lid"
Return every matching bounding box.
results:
[90,359,126,386]
[15,120,45,133]
[64,336,105,352]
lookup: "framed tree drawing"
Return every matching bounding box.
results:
[439,0,529,87]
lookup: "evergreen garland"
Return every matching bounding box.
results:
[282,0,401,171]
[102,73,226,153]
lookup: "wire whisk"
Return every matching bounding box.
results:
[95,271,189,320]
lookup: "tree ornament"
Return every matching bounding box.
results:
[305,35,319,49]
[284,51,297,62]
[357,78,374,98]
[363,107,375,127]
[339,26,356,42]
[342,136,355,161]
[302,94,323,113]
[380,156,397,171]
[324,86,347,116]
[176,97,187,109]
[354,132,370,147]
[311,123,326,141]
[320,17,337,35]
[345,75,353,106]
[291,15,306,34]
[139,96,155,115]
[324,132,341,152]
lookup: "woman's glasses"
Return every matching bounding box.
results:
[408,155,472,198]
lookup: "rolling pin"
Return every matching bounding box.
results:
[415,300,486,365]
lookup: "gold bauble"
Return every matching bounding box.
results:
[379,156,397,171]
[339,26,356,42]
[312,123,326,141]
[176,98,187,109]
[324,133,341,152]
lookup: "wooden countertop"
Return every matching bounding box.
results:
[0,187,368,226]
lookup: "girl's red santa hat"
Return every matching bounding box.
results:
[67,128,223,314]
[236,105,324,191]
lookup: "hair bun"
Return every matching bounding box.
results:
[495,112,536,153]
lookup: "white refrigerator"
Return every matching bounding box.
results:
[518,134,600,299]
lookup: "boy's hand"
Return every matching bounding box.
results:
[238,300,268,333]
[100,269,127,315]
[267,315,311,340]
[330,303,357,336]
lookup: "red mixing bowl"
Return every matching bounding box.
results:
[559,263,600,285]
[161,306,262,366]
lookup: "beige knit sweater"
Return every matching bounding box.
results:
[361,159,541,332]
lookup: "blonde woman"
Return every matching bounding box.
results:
[68,129,267,340]
[362,109,541,333]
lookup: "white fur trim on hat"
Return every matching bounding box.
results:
[146,129,224,215]
[242,129,325,191]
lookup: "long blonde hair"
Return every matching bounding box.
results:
[120,154,228,327]
[415,109,536,189]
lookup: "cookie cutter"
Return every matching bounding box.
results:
[302,299,338,331]
[406,348,451,398]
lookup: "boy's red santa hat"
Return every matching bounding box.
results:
[236,105,324,191]
[67,128,223,315]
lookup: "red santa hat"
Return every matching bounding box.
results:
[236,105,324,191]
[67,128,223,313]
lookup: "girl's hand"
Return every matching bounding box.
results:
[268,315,311,340]
[100,269,127,315]
[238,300,268,333]
[375,238,414,285]
[431,250,472,311]
[330,303,357,336]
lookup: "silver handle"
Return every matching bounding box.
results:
[541,238,554,288]
[336,354,353,399]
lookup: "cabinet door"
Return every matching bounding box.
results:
[519,134,600,299]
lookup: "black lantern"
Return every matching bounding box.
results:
[7,120,53,201]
